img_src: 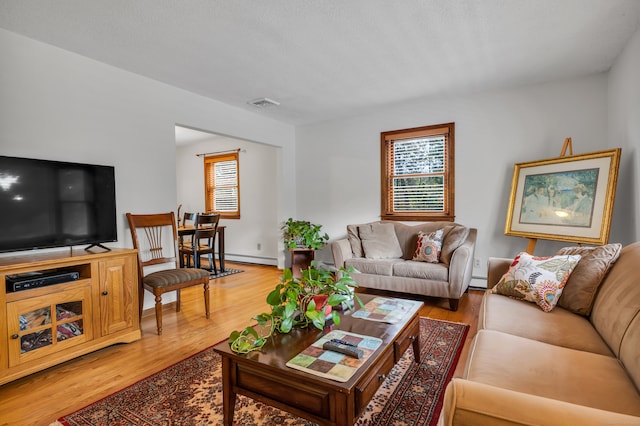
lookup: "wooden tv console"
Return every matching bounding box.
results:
[0,248,141,385]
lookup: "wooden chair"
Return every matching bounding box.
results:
[180,213,220,273]
[126,212,210,335]
[178,212,196,267]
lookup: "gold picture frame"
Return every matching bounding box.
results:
[505,148,621,245]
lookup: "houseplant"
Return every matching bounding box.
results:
[281,218,329,249]
[228,262,363,354]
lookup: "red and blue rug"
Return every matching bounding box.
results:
[55,317,468,426]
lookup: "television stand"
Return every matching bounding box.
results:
[0,248,141,385]
[84,243,111,251]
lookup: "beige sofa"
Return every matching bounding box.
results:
[442,242,640,425]
[331,221,477,311]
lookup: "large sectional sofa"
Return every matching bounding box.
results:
[331,221,477,311]
[442,242,640,425]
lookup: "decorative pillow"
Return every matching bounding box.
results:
[412,229,444,263]
[492,252,581,312]
[440,225,470,265]
[346,224,364,258]
[556,243,622,316]
[358,222,403,259]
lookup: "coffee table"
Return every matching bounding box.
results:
[213,294,423,426]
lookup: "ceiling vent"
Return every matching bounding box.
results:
[248,97,280,108]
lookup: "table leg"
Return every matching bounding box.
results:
[221,357,236,426]
[411,334,421,364]
[217,227,225,272]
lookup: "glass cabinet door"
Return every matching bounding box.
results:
[19,305,53,353]
[7,283,93,366]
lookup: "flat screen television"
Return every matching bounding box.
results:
[0,155,117,253]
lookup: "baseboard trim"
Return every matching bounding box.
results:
[225,253,277,266]
[141,302,178,319]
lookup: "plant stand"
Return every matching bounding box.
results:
[289,248,314,278]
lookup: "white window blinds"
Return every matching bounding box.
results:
[381,123,454,221]
[204,152,239,218]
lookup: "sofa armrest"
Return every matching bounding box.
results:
[442,378,640,426]
[331,239,353,269]
[448,228,477,299]
[486,257,513,289]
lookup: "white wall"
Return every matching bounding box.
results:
[176,136,280,265]
[0,28,296,309]
[2,24,637,297]
[608,26,640,243]
[296,75,610,286]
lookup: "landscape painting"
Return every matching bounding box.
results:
[505,148,621,245]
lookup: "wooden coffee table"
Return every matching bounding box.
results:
[213,294,423,426]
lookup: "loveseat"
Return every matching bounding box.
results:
[331,221,477,311]
[442,242,640,425]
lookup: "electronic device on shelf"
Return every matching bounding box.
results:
[0,155,117,253]
[6,270,80,292]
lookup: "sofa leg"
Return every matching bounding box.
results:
[448,298,459,311]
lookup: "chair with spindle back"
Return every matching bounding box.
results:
[126,212,210,335]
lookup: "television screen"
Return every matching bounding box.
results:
[0,156,117,252]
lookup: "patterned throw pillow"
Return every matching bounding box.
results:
[492,252,581,312]
[412,229,444,263]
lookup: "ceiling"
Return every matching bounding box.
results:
[2,0,640,127]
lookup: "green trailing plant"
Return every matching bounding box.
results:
[281,218,329,250]
[228,262,363,354]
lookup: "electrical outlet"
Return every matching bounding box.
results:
[474,258,481,268]
[257,243,262,250]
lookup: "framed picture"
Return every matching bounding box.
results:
[505,148,621,245]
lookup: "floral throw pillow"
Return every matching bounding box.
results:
[492,252,581,312]
[412,229,443,263]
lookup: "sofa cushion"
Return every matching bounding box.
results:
[589,242,640,393]
[465,330,640,416]
[556,243,622,316]
[392,222,469,264]
[591,242,640,361]
[412,229,443,263]
[393,260,449,281]
[492,252,581,312]
[479,291,613,356]
[358,222,403,259]
[440,225,470,265]
[346,224,364,258]
[393,222,437,259]
[344,258,402,276]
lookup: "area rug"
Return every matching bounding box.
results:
[55,317,468,426]
[209,268,243,280]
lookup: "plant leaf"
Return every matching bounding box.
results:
[246,327,259,339]
[327,294,345,305]
[280,317,293,333]
[284,303,295,318]
[266,288,282,305]
[282,268,293,280]
[332,310,341,325]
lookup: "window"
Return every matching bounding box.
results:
[381,122,455,221]
[204,151,240,219]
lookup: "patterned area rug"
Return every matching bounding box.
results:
[55,317,468,426]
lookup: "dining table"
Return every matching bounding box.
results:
[177,225,226,273]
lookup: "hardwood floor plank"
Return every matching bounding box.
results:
[0,262,482,426]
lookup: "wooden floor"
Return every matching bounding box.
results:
[0,262,483,426]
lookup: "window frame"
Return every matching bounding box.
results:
[203,151,240,219]
[380,122,455,222]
